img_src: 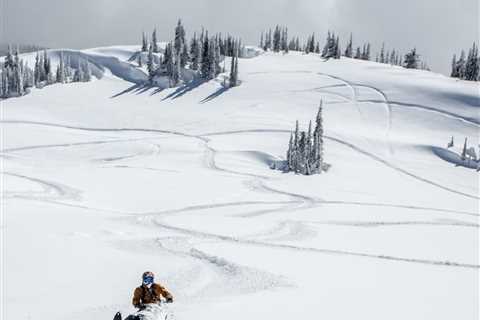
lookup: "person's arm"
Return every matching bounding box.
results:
[155,284,173,302]
[132,287,143,308]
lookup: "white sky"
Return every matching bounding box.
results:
[1,0,479,74]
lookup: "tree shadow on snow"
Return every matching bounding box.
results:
[110,83,155,98]
[200,86,230,104]
[160,79,208,100]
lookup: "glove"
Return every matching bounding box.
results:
[166,297,173,303]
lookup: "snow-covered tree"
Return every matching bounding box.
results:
[56,52,66,83]
[344,33,353,58]
[152,29,159,53]
[285,101,326,175]
[142,32,148,52]
[190,32,201,71]
[147,45,156,82]
[465,42,479,81]
[201,32,210,78]
[229,43,239,87]
[174,19,186,54]
[404,48,419,69]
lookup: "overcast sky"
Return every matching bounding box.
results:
[1,0,478,74]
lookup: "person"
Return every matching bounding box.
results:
[132,271,173,309]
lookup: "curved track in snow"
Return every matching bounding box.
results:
[200,129,479,200]
[152,218,479,269]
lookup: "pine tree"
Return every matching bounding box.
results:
[354,47,361,59]
[171,51,181,86]
[451,54,458,77]
[390,50,396,65]
[147,45,155,82]
[190,33,201,71]
[345,33,353,58]
[465,42,479,81]
[380,42,385,63]
[273,25,281,52]
[174,19,186,54]
[335,36,341,59]
[208,37,217,79]
[180,42,189,68]
[313,100,324,173]
[82,60,91,82]
[142,32,148,52]
[404,48,419,69]
[287,133,294,170]
[461,138,468,160]
[152,29,159,53]
[56,52,66,83]
[201,32,210,78]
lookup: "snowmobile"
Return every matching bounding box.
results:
[114,302,174,320]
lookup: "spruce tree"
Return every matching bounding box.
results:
[345,33,353,58]
[404,48,419,69]
[147,45,155,82]
[201,32,210,78]
[142,32,148,52]
[152,29,159,53]
[174,19,186,54]
[313,101,324,173]
[190,33,201,71]
[380,43,385,63]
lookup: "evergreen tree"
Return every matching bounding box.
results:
[273,25,281,52]
[190,33,201,71]
[201,32,211,78]
[380,42,385,63]
[465,42,479,81]
[313,100,324,173]
[451,54,458,77]
[171,51,181,86]
[404,48,419,69]
[82,60,91,82]
[147,45,155,82]
[174,19,186,54]
[345,33,353,58]
[180,42,190,68]
[152,29,159,53]
[56,52,66,83]
[461,138,468,160]
[354,47,361,59]
[142,32,148,52]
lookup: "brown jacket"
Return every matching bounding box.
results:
[132,283,173,307]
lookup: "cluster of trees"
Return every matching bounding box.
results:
[451,43,479,81]
[141,20,241,87]
[286,101,326,175]
[260,26,290,53]
[374,43,403,66]
[258,27,435,70]
[1,46,92,99]
[0,46,33,97]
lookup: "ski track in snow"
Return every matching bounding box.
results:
[3,120,477,214]
[152,218,479,270]
[2,171,82,200]
[200,129,480,200]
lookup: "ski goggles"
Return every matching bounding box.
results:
[143,276,154,285]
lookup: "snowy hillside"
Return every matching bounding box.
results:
[2,46,479,320]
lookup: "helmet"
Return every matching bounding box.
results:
[142,271,154,285]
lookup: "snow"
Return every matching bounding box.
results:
[1,48,479,320]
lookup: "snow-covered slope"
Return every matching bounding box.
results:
[1,47,479,320]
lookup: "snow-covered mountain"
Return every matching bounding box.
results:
[2,46,479,320]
